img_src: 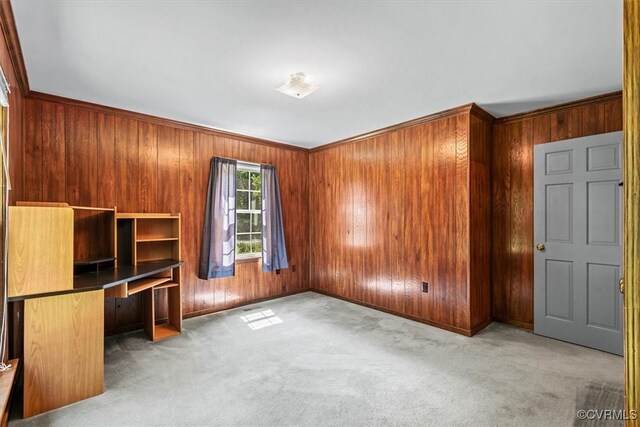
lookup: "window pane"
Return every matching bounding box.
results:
[251,213,262,233]
[250,172,261,191]
[236,191,249,210]
[251,192,262,210]
[237,213,250,233]
[237,234,251,255]
[237,170,249,190]
[251,233,262,254]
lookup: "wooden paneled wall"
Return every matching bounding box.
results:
[0,2,25,205]
[491,92,623,329]
[13,92,623,337]
[309,106,492,336]
[0,0,27,363]
[17,94,309,334]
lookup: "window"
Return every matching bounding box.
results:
[236,163,262,258]
[0,67,9,369]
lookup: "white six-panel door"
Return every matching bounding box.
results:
[534,131,623,355]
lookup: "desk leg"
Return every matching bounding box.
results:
[23,290,104,418]
[168,267,182,334]
[143,288,155,341]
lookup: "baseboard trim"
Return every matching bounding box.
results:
[309,288,487,336]
[183,288,310,319]
[470,317,494,335]
[109,290,532,337]
[105,322,145,337]
[493,317,534,331]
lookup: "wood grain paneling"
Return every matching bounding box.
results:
[66,107,97,206]
[41,102,65,200]
[0,0,26,360]
[138,122,158,213]
[491,93,623,329]
[13,91,621,337]
[24,290,104,418]
[27,91,307,154]
[15,96,309,334]
[22,98,40,202]
[309,106,492,336]
[469,114,492,329]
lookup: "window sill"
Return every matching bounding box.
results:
[235,256,261,264]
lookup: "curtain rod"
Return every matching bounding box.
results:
[214,156,273,168]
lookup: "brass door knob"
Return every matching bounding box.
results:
[536,243,545,251]
[619,278,624,294]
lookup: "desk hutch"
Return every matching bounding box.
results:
[8,202,183,418]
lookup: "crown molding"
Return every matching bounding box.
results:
[311,103,489,153]
[494,91,622,125]
[26,91,310,153]
[25,88,619,154]
[469,103,495,123]
[0,0,29,96]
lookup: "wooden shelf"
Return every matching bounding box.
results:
[134,217,180,244]
[70,206,115,212]
[117,212,182,342]
[117,213,179,219]
[127,277,171,296]
[73,256,116,266]
[154,281,179,290]
[153,323,181,341]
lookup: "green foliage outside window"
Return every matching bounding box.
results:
[236,168,262,257]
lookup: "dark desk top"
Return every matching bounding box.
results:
[8,259,183,302]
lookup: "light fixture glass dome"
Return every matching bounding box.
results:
[275,72,319,99]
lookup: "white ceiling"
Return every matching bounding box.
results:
[11,0,622,148]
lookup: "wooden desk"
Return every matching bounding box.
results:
[12,259,183,418]
[8,259,183,302]
[8,205,184,418]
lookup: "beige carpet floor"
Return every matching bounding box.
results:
[11,292,624,427]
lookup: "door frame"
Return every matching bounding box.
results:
[624,0,639,423]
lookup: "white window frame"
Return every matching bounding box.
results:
[236,161,262,259]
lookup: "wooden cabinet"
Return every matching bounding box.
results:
[8,206,74,298]
[8,204,105,418]
[23,290,104,418]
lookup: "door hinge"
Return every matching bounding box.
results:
[619,278,624,294]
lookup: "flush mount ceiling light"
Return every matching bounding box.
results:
[275,72,319,99]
